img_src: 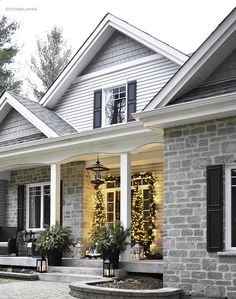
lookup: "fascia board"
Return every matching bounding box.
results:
[40,13,188,109]
[135,93,236,128]
[3,92,59,138]
[144,9,236,111]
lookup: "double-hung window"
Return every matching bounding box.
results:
[93,81,136,129]
[26,183,50,230]
[226,165,236,250]
[104,85,127,126]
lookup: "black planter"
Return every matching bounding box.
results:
[47,250,62,266]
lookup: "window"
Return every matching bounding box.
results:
[226,166,236,250]
[26,183,50,230]
[93,81,136,129]
[104,85,127,126]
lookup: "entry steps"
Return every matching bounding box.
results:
[38,265,104,283]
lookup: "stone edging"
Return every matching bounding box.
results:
[0,271,38,280]
[69,280,182,298]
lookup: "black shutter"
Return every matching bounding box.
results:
[207,165,223,252]
[93,90,102,128]
[17,185,25,231]
[127,81,136,122]
[60,180,63,226]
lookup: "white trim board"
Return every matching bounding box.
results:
[39,13,188,109]
[135,92,236,128]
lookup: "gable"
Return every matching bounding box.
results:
[170,48,236,105]
[81,31,155,75]
[0,109,46,147]
[204,48,236,85]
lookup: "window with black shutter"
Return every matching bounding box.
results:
[93,90,102,128]
[207,165,223,252]
[17,185,25,231]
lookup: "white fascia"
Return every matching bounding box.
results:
[144,10,236,111]
[135,92,236,128]
[2,92,59,138]
[39,13,188,109]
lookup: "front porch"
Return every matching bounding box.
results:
[0,123,164,270]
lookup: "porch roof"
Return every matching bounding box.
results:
[0,121,163,172]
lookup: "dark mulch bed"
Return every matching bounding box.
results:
[96,275,163,290]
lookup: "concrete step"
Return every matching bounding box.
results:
[38,272,103,283]
[48,266,103,276]
[62,258,103,268]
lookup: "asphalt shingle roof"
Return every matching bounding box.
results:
[169,79,236,105]
[9,92,77,136]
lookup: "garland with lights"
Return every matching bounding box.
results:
[91,185,106,240]
[131,172,156,257]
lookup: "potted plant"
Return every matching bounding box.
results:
[90,221,130,269]
[36,223,74,266]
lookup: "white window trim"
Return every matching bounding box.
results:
[26,182,50,232]
[102,81,128,128]
[225,165,236,251]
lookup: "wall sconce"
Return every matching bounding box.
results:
[87,155,110,185]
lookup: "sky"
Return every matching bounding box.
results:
[1,0,236,95]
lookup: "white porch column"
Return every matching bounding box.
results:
[50,163,61,226]
[120,152,131,261]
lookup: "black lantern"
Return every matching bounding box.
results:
[36,255,48,273]
[103,258,115,277]
[86,155,110,185]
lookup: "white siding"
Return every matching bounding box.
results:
[54,57,179,132]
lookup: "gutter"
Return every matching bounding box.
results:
[134,92,236,128]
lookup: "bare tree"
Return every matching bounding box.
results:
[30,26,72,100]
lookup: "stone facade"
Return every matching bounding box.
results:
[163,116,236,298]
[5,162,95,244]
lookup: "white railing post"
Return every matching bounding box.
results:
[50,163,61,226]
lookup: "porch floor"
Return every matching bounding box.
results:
[0,257,163,275]
[0,256,37,267]
[63,258,163,274]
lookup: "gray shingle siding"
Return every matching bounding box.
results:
[81,31,155,75]
[9,92,77,136]
[0,109,45,144]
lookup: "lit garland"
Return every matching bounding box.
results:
[131,172,156,257]
[91,185,106,240]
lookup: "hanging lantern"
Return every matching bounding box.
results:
[103,258,115,277]
[86,155,110,185]
[36,255,48,273]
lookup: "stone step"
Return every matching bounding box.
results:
[62,258,103,268]
[48,266,103,276]
[38,272,104,283]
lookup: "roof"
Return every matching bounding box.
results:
[143,7,236,110]
[0,92,76,138]
[39,13,188,109]
[170,79,236,105]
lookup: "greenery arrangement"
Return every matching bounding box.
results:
[90,221,130,256]
[91,185,106,237]
[36,223,74,254]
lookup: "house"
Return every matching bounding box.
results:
[0,13,187,260]
[1,8,236,298]
[136,7,236,299]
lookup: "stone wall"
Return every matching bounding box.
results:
[0,180,7,226]
[6,162,90,243]
[163,116,236,298]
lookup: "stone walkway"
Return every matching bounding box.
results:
[0,281,73,299]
